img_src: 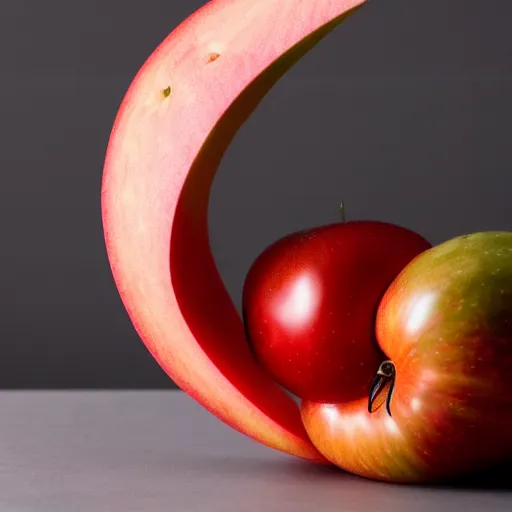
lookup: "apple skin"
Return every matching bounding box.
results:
[242,220,431,402]
[101,0,367,462]
[302,231,512,483]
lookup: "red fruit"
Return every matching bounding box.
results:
[302,232,512,483]
[243,221,431,402]
[101,0,367,461]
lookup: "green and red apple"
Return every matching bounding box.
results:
[302,231,512,482]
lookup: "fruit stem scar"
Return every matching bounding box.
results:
[162,86,172,98]
[368,360,396,416]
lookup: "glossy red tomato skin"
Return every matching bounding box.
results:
[242,220,431,402]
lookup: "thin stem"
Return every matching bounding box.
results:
[339,202,346,222]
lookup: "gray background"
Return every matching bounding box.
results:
[0,0,510,388]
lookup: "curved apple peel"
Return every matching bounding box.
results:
[101,0,366,461]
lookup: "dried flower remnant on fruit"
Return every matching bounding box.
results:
[368,360,396,416]
[162,86,172,98]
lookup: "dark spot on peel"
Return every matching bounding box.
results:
[162,86,172,98]
[207,52,221,63]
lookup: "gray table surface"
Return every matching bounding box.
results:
[0,391,510,512]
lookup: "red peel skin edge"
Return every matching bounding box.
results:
[101,0,367,463]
